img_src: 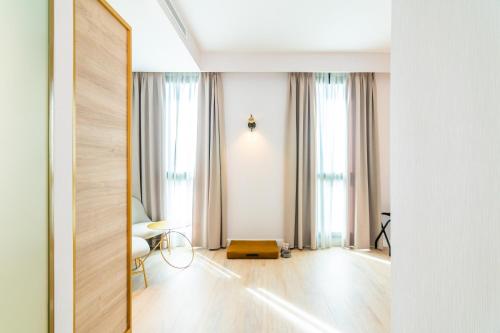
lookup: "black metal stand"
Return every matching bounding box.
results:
[374,212,391,256]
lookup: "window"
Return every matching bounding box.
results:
[315,73,348,248]
[164,73,199,238]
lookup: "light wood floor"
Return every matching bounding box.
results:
[132,248,390,333]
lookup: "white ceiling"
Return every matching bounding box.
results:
[108,0,199,72]
[108,0,391,72]
[174,0,391,53]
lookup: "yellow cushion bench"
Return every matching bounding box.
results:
[227,240,280,259]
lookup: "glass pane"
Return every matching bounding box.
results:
[164,73,199,238]
[315,73,348,248]
[0,1,49,331]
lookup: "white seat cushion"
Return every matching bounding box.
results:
[132,222,163,240]
[132,236,150,259]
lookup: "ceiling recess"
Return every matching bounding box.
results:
[161,0,187,37]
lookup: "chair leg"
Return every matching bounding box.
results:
[375,219,391,251]
[381,220,391,256]
[139,258,148,288]
[168,231,172,253]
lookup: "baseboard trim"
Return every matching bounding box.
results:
[227,238,284,247]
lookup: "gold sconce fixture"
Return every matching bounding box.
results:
[248,114,256,131]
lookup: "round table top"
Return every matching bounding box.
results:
[147,220,190,231]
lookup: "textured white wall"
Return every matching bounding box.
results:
[391,1,500,332]
[0,1,48,331]
[223,73,288,242]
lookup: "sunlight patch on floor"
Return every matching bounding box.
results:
[247,287,343,333]
[348,250,391,265]
[196,253,242,279]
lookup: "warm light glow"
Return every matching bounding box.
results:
[247,288,342,333]
[242,129,261,144]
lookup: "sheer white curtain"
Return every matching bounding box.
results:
[315,73,348,248]
[164,73,199,240]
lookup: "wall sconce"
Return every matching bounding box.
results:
[248,114,256,131]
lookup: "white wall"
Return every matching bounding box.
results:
[203,52,390,73]
[223,73,288,242]
[223,72,391,244]
[0,1,48,331]
[53,0,73,331]
[108,0,200,72]
[392,1,500,332]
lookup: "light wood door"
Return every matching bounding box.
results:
[74,0,131,331]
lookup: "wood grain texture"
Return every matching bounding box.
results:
[74,0,130,331]
[132,248,391,333]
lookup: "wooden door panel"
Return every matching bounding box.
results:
[74,0,131,331]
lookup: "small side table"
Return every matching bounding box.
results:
[374,212,391,256]
[146,221,194,269]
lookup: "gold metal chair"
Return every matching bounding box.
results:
[132,236,150,287]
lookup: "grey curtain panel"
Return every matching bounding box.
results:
[346,73,381,249]
[285,73,317,250]
[132,72,167,221]
[192,73,227,250]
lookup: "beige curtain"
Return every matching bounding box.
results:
[285,73,317,250]
[346,73,381,249]
[192,73,227,250]
[132,72,167,221]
